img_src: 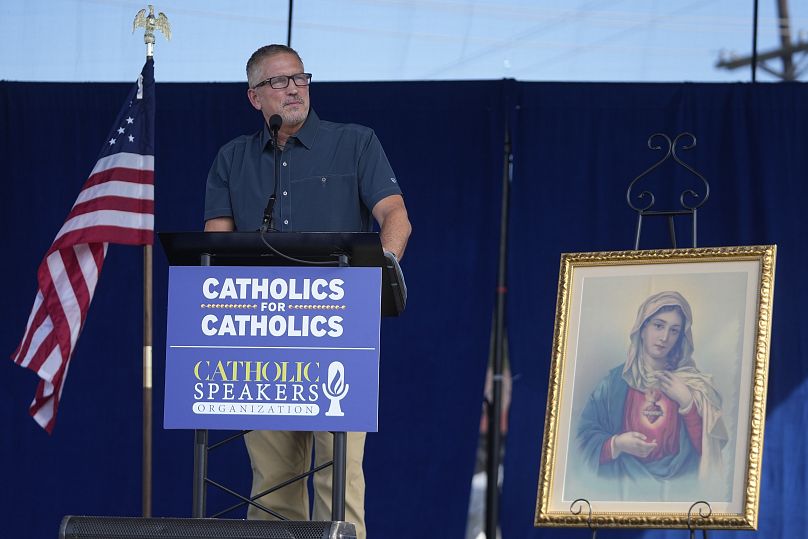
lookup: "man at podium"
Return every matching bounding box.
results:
[203,44,411,539]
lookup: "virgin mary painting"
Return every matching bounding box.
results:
[576,291,729,490]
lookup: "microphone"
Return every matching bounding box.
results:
[260,115,283,232]
[268,114,282,140]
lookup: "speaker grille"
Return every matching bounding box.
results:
[60,516,355,539]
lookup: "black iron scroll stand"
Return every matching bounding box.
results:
[688,501,712,539]
[567,133,714,539]
[627,132,710,250]
[570,499,597,539]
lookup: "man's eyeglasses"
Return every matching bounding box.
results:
[252,72,312,90]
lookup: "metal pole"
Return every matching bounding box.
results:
[332,432,347,521]
[331,253,349,522]
[192,252,212,518]
[485,116,512,539]
[752,0,759,82]
[192,429,209,518]
[287,0,294,47]
[142,244,153,516]
[133,5,170,517]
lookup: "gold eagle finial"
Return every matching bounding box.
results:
[133,5,171,55]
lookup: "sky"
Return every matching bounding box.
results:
[2,0,806,82]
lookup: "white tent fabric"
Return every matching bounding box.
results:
[3,0,805,82]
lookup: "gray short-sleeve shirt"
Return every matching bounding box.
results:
[204,109,402,232]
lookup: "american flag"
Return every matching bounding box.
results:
[11,59,155,433]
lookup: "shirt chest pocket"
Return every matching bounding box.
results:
[292,173,356,201]
[289,173,362,230]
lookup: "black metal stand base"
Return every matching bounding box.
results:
[191,429,349,521]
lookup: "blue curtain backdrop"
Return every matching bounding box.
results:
[0,79,501,539]
[1,79,806,539]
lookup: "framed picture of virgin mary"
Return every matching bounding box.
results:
[534,245,776,529]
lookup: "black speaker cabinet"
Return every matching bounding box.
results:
[59,516,357,539]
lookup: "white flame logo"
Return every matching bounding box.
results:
[322,361,349,417]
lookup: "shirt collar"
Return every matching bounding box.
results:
[293,108,319,149]
[260,108,320,150]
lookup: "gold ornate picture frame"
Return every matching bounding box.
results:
[535,245,776,530]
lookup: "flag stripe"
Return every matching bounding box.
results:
[13,291,45,363]
[89,152,154,177]
[84,166,155,190]
[33,358,71,431]
[71,244,97,292]
[23,326,58,376]
[54,210,154,245]
[74,180,154,207]
[36,260,72,362]
[21,291,45,337]
[37,339,65,381]
[32,380,56,430]
[61,246,93,328]
[69,196,155,222]
[45,251,82,350]
[53,227,152,252]
[16,308,52,368]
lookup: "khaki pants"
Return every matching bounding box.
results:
[244,430,367,539]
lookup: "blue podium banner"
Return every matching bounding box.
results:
[164,266,382,432]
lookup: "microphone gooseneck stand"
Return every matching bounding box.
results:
[260,114,283,234]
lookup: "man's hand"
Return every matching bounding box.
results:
[204,217,235,232]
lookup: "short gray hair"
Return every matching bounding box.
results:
[246,44,304,87]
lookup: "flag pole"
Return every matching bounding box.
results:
[133,4,171,517]
[143,243,153,517]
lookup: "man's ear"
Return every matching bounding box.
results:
[247,88,262,111]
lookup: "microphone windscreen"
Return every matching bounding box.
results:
[269,114,283,131]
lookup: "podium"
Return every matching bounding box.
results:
[158,231,405,530]
[159,231,405,316]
